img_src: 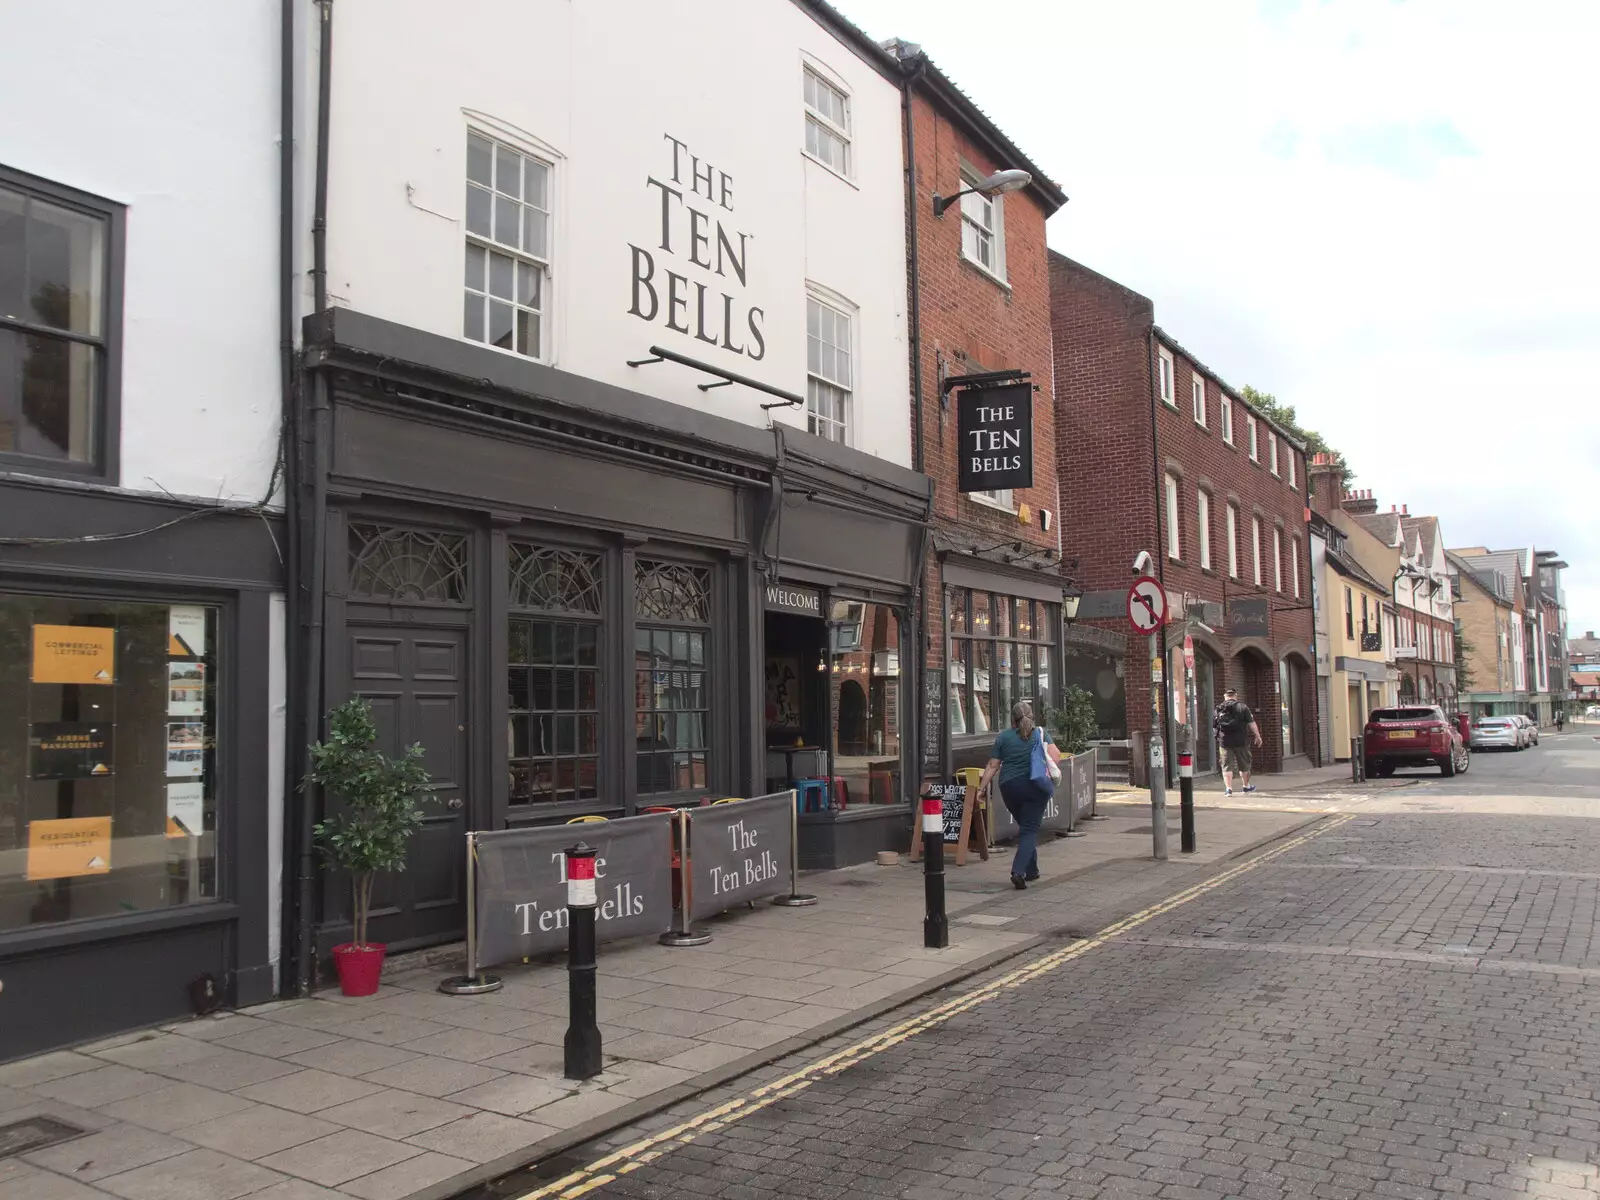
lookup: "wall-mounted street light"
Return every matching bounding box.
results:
[1062,591,1082,626]
[932,168,1032,218]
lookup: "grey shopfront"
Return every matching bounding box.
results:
[0,476,283,1059]
[290,310,929,976]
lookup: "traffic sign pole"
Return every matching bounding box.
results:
[1128,575,1170,864]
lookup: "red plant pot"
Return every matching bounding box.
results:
[331,942,387,997]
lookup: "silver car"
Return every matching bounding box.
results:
[1512,715,1540,746]
[1472,717,1521,750]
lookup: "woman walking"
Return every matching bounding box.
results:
[980,700,1057,890]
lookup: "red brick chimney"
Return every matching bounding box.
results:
[1307,453,1344,518]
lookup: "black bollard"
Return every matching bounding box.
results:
[563,842,602,1081]
[921,794,948,949]
[1178,751,1196,854]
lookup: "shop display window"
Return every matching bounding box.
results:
[634,560,712,797]
[0,593,219,932]
[827,600,903,806]
[948,586,1056,739]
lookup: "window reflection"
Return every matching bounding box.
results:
[828,601,902,805]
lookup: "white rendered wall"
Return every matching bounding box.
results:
[319,0,912,465]
[0,1,283,502]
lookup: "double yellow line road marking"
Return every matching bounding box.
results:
[520,814,1353,1199]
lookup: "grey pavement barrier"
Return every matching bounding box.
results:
[441,811,674,991]
[1350,737,1366,783]
[660,790,814,947]
[989,750,1096,843]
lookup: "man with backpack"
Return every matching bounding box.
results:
[1214,687,1263,797]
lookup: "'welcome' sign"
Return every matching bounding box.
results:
[957,382,1033,492]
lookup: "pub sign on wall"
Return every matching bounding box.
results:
[956,381,1033,493]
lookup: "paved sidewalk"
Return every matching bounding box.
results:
[0,804,1315,1200]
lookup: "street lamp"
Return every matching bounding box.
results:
[932,169,1032,217]
[1062,591,1082,626]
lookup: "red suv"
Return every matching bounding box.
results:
[1363,705,1470,778]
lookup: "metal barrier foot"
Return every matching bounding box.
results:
[771,892,818,907]
[438,974,504,995]
[659,928,714,946]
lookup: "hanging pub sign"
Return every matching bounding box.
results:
[956,381,1033,493]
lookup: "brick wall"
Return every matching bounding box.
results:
[1049,253,1317,768]
[907,85,1062,768]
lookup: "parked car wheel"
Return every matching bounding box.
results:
[1439,754,1456,778]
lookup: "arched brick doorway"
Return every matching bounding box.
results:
[1231,641,1281,774]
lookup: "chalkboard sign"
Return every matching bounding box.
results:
[909,782,988,865]
[923,669,944,773]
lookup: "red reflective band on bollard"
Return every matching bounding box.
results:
[566,847,598,909]
[921,796,943,834]
[1178,752,1193,779]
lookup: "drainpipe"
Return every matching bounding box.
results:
[278,0,301,996]
[1145,327,1169,785]
[293,0,335,996]
[899,52,933,788]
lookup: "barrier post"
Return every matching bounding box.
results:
[921,794,948,949]
[771,790,818,907]
[1178,749,1196,854]
[438,834,504,995]
[563,842,602,1081]
[660,808,713,947]
[1350,737,1365,783]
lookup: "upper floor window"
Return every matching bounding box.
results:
[1273,527,1283,592]
[1165,473,1181,560]
[805,291,853,445]
[1251,516,1262,585]
[959,167,1006,281]
[1247,416,1259,462]
[1291,537,1302,598]
[1191,374,1206,425]
[1,167,122,480]
[1344,586,1354,639]
[1268,432,1279,476]
[1197,489,1212,570]
[1157,346,1175,407]
[1226,503,1239,578]
[464,131,550,359]
[803,69,852,177]
[1220,393,1233,444]
[1287,451,1297,489]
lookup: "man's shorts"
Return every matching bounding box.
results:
[1222,744,1252,774]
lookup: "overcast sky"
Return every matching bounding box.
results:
[834,0,1599,638]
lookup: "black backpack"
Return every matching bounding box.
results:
[1216,701,1248,738]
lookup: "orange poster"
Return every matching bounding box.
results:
[31,625,116,685]
[26,816,113,881]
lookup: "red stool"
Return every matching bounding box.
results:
[824,777,850,810]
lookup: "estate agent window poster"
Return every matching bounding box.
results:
[31,624,116,685]
[168,662,205,716]
[166,721,205,777]
[168,606,207,658]
[166,782,205,838]
[29,722,114,780]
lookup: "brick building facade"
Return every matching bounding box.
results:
[883,40,1069,782]
[1049,254,1318,776]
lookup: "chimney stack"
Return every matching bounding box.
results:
[1343,487,1379,516]
[1307,454,1345,519]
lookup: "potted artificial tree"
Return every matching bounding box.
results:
[304,697,430,996]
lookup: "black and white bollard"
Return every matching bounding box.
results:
[563,842,602,1081]
[1178,751,1196,854]
[921,794,948,949]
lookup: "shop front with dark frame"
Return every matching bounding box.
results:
[0,477,283,1060]
[294,309,930,971]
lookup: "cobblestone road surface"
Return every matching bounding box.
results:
[468,733,1600,1200]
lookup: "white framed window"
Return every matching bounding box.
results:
[1251,516,1262,585]
[1291,537,1302,598]
[803,68,852,177]
[805,291,853,445]
[959,166,1006,281]
[1165,473,1181,560]
[464,130,550,359]
[1287,451,1297,490]
[1268,432,1279,476]
[1157,347,1176,407]
[1273,527,1283,592]
[1220,393,1233,444]
[1197,489,1212,570]
[1247,416,1259,462]
[1191,375,1206,426]
[1226,504,1239,578]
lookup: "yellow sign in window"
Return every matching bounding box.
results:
[31,625,116,685]
[26,816,114,881]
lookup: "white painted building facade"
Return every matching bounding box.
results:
[1,2,288,1056]
[311,0,912,461]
